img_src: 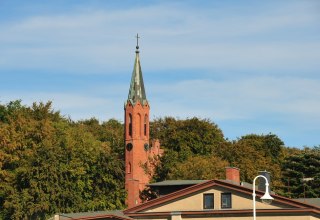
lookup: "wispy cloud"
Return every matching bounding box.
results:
[149,75,320,147]
[151,76,320,123]
[0,92,111,120]
[0,1,319,75]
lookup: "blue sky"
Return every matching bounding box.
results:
[0,0,319,148]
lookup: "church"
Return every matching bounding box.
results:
[53,38,320,220]
[124,35,163,208]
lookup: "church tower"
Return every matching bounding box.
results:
[124,35,151,208]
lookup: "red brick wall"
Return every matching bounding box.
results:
[225,167,240,184]
[125,101,151,208]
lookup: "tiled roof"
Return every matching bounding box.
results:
[148,180,207,186]
[55,210,132,220]
[294,198,320,207]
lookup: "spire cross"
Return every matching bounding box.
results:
[135,33,140,49]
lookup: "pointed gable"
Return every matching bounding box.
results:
[124,180,320,219]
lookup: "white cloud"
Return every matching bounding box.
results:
[150,76,320,125]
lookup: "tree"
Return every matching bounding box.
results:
[238,133,284,161]
[168,155,228,180]
[151,117,225,156]
[0,101,126,219]
[281,146,320,198]
[223,134,285,191]
[150,117,227,181]
[77,118,124,159]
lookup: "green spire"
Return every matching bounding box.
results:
[127,34,148,105]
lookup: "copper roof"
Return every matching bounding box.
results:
[127,45,147,106]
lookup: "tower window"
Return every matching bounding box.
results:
[137,114,141,137]
[144,114,147,136]
[129,114,132,136]
[203,193,214,209]
[221,193,232,209]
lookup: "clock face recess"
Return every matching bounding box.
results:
[126,143,133,151]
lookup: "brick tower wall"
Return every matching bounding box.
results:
[125,101,152,208]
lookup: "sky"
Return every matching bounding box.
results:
[0,0,319,148]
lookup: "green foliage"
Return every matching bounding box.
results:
[281,146,320,198]
[150,117,228,181]
[168,155,228,180]
[216,134,285,191]
[0,101,125,219]
[78,118,124,159]
[151,117,225,157]
[237,133,284,160]
[150,118,287,196]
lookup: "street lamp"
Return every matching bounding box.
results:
[253,175,274,220]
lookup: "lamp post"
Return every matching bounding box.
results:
[253,175,274,220]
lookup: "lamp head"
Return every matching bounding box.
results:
[260,190,274,205]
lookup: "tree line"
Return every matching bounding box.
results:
[0,101,319,219]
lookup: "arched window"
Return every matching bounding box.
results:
[144,114,148,136]
[129,114,132,136]
[137,114,141,137]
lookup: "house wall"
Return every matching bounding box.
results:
[145,186,291,213]
[130,214,318,220]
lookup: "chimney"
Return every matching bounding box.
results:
[225,167,240,184]
[258,170,271,193]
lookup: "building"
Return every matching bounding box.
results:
[54,168,320,220]
[124,36,162,208]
